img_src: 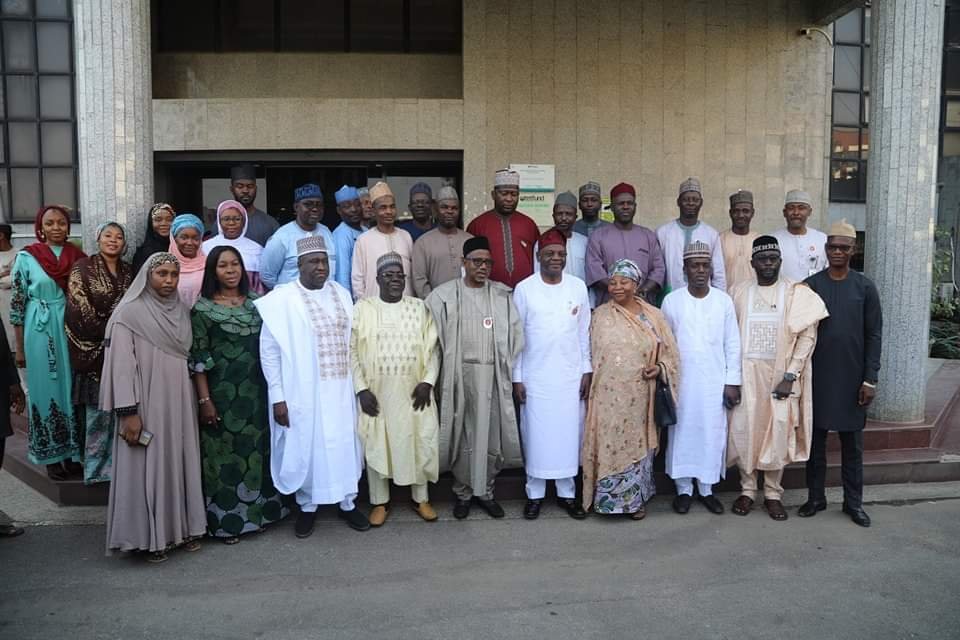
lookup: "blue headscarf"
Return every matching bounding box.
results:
[170,213,204,238]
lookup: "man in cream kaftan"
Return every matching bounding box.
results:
[661,241,741,515]
[727,235,828,520]
[512,228,591,520]
[718,189,760,292]
[351,252,441,526]
[254,235,368,538]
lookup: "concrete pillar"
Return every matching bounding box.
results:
[864,0,945,422]
[73,0,153,252]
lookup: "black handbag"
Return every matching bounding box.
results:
[654,376,677,428]
[652,345,677,428]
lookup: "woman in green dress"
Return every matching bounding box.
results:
[11,205,86,480]
[190,246,289,544]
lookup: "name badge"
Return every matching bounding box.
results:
[483,317,493,329]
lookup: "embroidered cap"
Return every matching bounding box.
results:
[494,169,520,189]
[376,252,404,274]
[679,177,702,197]
[751,235,781,256]
[296,235,328,257]
[683,240,712,261]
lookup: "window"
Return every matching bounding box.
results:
[156,0,462,54]
[942,1,960,159]
[830,8,870,203]
[0,0,76,222]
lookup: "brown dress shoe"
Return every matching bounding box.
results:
[732,495,754,516]
[412,501,438,522]
[369,504,390,527]
[764,499,788,521]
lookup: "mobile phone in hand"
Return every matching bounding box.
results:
[138,430,154,447]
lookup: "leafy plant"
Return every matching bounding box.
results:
[930,320,960,359]
[931,227,958,320]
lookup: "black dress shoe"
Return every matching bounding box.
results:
[453,498,471,520]
[698,494,724,515]
[474,497,505,518]
[557,497,587,520]
[523,499,542,520]
[673,494,692,514]
[797,500,827,517]
[337,507,371,531]
[294,510,318,538]
[842,504,871,527]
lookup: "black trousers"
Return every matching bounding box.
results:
[0,435,5,470]
[805,428,863,508]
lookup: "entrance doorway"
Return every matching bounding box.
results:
[154,150,463,232]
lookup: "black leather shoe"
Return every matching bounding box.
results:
[698,494,724,515]
[842,504,871,527]
[337,507,371,531]
[797,499,827,517]
[294,510,317,538]
[453,498,471,520]
[474,497,505,518]
[557,497,587,520]
[673,494,692,514]
[523,499,542,520]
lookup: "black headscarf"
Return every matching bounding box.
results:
[131,203,174,275]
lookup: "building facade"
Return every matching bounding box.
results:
[0,0,950,423]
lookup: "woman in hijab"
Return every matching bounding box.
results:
[190,246,289,544]
[10,205,86,480]
[201,200,265,293]
[580,259,680,520]
[65,221,133,484]
[101,252,206,564]
[132,203,175,275]
[168,213,206,307]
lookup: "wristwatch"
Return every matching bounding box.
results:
[783,372,797,383]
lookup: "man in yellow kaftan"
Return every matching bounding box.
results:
[350,252,440,526]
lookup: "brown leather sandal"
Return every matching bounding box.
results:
[732,495,754,516]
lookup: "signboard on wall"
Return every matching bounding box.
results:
[510,163,555,228]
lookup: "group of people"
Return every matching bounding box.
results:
[0,165,882,563]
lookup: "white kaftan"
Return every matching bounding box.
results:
[661,287,742,485]
[254,280,363,510]
[512,273,592,480]
[771,227,828,282]
[656,220,727,292]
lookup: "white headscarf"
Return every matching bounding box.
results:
[201,200,262,272]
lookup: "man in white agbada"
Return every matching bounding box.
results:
[512,228,591,521]
[351,252,441,527]
[656,177,727,293]
[727,236,828,521]
[661,241,741,515]
[254,235,370,539]
[771,189,828,282]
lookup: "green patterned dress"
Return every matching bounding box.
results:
[189,295,289,537]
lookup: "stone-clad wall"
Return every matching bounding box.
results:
[153,53,463,100]
[152,0,832,232]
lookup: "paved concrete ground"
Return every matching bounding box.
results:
[1,488,959,640]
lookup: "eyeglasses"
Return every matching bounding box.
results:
[467,258,494,267]
[299,200,324,211]
[825,244,854,253]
